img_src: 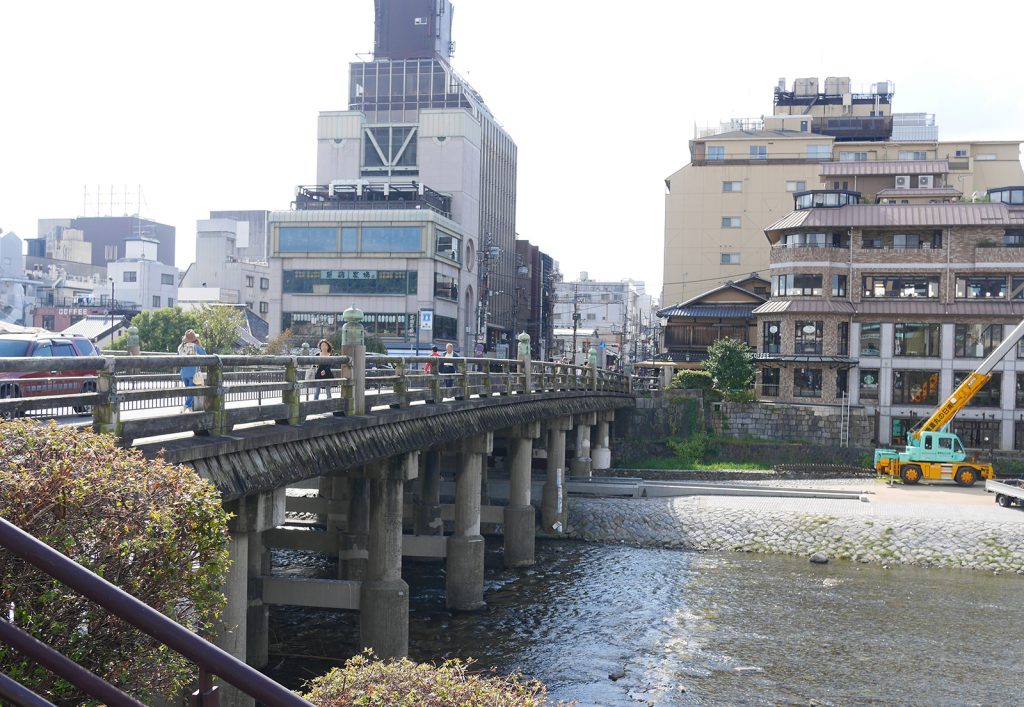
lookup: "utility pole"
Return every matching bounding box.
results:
[570,282,580,365]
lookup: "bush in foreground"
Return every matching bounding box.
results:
[0,419,230,704]
[303,651,563,707]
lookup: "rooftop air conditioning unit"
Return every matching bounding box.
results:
[918,175,934,188]
[895,175,910,189]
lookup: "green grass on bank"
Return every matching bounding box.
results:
[623,457,768,471]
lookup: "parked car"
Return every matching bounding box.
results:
[0,333,101,415]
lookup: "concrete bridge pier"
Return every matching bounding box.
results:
[504,422,540,567]
[360,453,417,659]
[415,449,443,536]
[570,413,597,479]
[340,476,369,580]
[591,411,614,471]
[447,433,492,610]
[542,417,572,533]
[215,490,284,707]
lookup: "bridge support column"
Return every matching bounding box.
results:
[340,476,369,580]
[570,413,597,479]
[447,433,492,610]
[592,411,614,471]
[542,417,573,533]
[415,449,443,536]
[505,422,540,567]
[360,454,415,659]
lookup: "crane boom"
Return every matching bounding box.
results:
[915,318,1024,438]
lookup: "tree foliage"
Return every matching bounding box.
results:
[303,651,556,707]
[193,304,245,354]
[668,369,714,391]
[107,306,246,353]
[0,420,230,704]
[703,337,755,395]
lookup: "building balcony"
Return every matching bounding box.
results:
[769,245,850,265]
[812,115,893,142]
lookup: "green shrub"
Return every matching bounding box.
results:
[668,369,713,391]
[303,651,558,706]
[0,420,230,704]
[704,338,755,394]
[667,432,720,467]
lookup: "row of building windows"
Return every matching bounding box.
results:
[762,367,1024,407]
[278,226,425,254]
[705,145,831,161]
[282,270,419,296]
[282,311,460,341]
[770,273,1024,301]
[859,322,1005,358]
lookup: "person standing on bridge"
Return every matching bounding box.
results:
[424,345,440,374]
[314,338,334,400]
[177,329,207,413]
[439,342,457,391]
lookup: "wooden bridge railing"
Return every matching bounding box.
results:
[0,349,635,446]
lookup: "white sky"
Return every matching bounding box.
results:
[3,1,1023,301]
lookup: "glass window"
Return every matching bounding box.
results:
[152,295,160,307]
[361,226,422,252]
[123,271,137,283]
[749,145,767,160]
[893,234,923,249]
[707,146,725,161]
[341,227,358,251]
[794,321,823,354]
[161,273,174,285]
[806,144,831,159]
[892,370,940,405]
[836,368,849,398]
[51,342,75,357]
[832,274,847,297]
[859,369,879,400]
[953,371,1002,407]
[279,227,338,253]
[859,323,881,356]
[898,150,929,160]
[167,298,173,307]
[260,277,270,290]
[282,270,417,295]
[794,368,823,397]
[434,314,458,341]
[259,301,268,314]
[435,232,462,261]
[246,275,255,288]
[840,152,868,161]
[838,322,850,356]
[1005,231,1024,248]
[786,180,807,192]
[955,323,1002,358]
[761,368,780,397]
[952,419,1000,448]
[434,272,459,300]
[722,181,743,192]
[862,236,882,249]
[762,321,781,353]
[721,217,741,228]
[955,275,1008,299]
[894,323,940,357]
[720,253,740,264]
[282,312,337,338]
[1017,373,1024,408]
[772,274,823,297]
[862,275,939,298]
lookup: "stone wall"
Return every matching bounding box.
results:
[569,497,1024,573]
[618,389,704,440]
[709,400,874,447]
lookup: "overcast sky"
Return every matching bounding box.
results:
[3,1,1023,300]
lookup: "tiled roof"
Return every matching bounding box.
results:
[820,160,949,176]
[657,304,759,319]
[657,280,767,318]
[765,203,1022,233]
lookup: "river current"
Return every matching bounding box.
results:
[265,539,1024,705]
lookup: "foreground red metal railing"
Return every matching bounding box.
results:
[0,516,312,707]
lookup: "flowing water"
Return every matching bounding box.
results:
[265,539,1024,705]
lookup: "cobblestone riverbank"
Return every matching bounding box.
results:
[567,488,1024,573]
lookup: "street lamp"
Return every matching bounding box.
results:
[108,276,115,344]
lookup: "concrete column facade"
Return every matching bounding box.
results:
[360,456,411,659]
[216,531,252,707]
[504,422,540,568]
[340,476,369,580]
[570,413,597,478]
[542,418,572,534]
[415,449,443,536]
[447,433,492,610]
[246,529,270,669]
[591,411,614,471]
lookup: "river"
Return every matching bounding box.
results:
[265,539,1024,705]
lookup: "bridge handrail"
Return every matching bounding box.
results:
[0,516,312,706]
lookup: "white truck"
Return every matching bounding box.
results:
[985,478,1024,508]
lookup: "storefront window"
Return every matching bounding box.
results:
[794,321,823,354]
[892,370,940,405]
[761,367,780,397]
[762,321,781,353]
[955,324,1002,358]
[894,323,940,357]
[859,369,879,400]
[793,368,822,397]
[859,323,881,357]
[952,371,1001,407]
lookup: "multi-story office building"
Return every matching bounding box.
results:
[98,237,178,311]
[663,76,1023,305]
[209,210,270,263]
[179,219,271,316]
[553,275,648,367]
[512,239,557,360]
[267,182,474,353]
[755,185,1024,450]
[33,216,174,268]
[312,0,518,351]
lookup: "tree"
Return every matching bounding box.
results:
[194,304,245,354]
[125,307,200,352]
[0,419,230,703]
[703,337,755,397]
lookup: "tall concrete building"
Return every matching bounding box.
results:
[312,0,518,351]
[179,218,271,316]
[663,77,1024,306]
[33,216,175,269]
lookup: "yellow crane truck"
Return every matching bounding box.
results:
[874,318,1024,486]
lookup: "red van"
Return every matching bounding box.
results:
[0,333,101,411]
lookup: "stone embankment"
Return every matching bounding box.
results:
[568,492,1024,573]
